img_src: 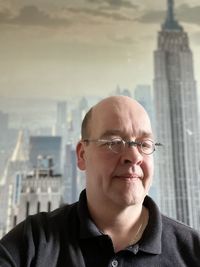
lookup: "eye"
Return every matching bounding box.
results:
[141,140,152,148]
[110,138,123,145]
[98,140,111,146]
[98,138,123,151]
[140,140,154,154]
[107,138,123,153]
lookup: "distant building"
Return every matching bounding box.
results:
[121,89,131,97]
[10,156,63,228]
[153,0,200,229]
[29,136,61,175]
[56,101,67,137]
[0,111,9,154]
[0,131,63,237]
[0,111,8,132]
[63,144,79,203]
[79,97,88,112]
[134,85,154,121]
[69,97,89,143]
[0,131,28,236]
[113,86,132,98]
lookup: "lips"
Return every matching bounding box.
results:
[114,173,142,180]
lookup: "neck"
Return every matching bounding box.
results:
[88,195,141,226]
[87,195,149,252]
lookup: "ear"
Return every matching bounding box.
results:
[76,141,86,170]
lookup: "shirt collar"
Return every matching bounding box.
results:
[138,195,162,254]
[77,190,162,254]
[77,189,103,239]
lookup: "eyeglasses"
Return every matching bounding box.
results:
[83,138,162,155]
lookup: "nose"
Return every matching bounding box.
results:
[120,144,143,165]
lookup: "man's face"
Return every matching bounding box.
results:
[77,97,154,208]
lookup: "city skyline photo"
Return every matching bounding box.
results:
[1,0,200,237]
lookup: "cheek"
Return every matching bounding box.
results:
[142,156,154,178]
[85,151,119,176]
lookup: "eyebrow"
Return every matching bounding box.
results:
[100,130,122,138]
[138,131,154,140]
[100,130,154,140]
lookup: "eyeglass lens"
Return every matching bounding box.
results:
[109,139,154,155]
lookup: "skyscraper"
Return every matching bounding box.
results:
[0,131,28,236]
[12,156,63,227]
[153,0,200,229]
[0,111,8,132]
[56,101,67,137]
[134,84,154,121]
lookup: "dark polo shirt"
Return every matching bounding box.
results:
[0,190,200,266]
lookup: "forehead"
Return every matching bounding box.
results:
[90,98,153,138]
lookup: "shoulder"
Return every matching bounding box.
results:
[30,201,79,237]
[0,202,81,266]
[161,214,200,248]
[162,214,199,235]
[144,196,200,253]
[1,201,79,245]
[144,195,200,242]
[30,201,79,227]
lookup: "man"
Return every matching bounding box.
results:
[0,95,200,266]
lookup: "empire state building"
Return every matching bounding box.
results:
[153,0,200,229]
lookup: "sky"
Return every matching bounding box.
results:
[0,0,200,99]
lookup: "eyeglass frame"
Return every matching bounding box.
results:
[83,138,163,155]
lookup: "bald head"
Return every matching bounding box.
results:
[81,96,152,140]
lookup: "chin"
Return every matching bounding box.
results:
[129,193,146,206]
[116,195,144,208]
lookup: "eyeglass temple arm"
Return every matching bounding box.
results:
[155,142,163,146]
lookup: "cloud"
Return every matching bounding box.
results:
[135,4,200,26]
[0,9,11,23]
[0,3,136,27]
[67,6,133,21]
[191,32,200,45]
[0,5,71,27]
[177,4,200,25]
[135,10,165,24]
[87,0,138,9]
[109,35,134,45]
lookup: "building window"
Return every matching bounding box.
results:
[37,201,40,213]
[26,201,30,217]
[48,201,51,212]
[13,215,17,227]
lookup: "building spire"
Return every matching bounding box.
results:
[10,130,28,162]
[162,0,182,31]
[168,0,174,22]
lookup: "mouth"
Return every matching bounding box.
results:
[114,173,142,180]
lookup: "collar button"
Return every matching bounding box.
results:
[111,259,118,267]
